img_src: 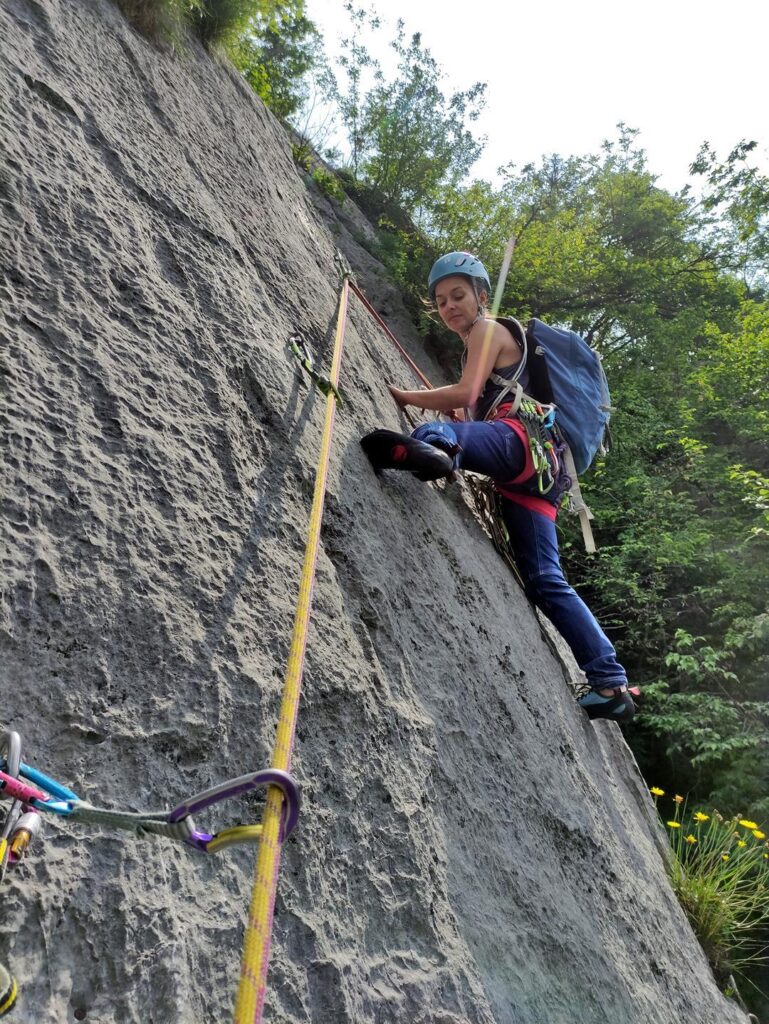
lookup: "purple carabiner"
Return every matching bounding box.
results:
[167,768,300,852]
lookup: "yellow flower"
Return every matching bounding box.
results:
[722,854,730,861]
[737,840,747,848]
[752,830,766,840]
[650,787,665,797]
[739,819,759,830]
[667,821,682,829]
[685,835,697,844]
[674,795,685,804]
[694,812,710,823]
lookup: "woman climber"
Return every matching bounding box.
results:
[361,251,635,722]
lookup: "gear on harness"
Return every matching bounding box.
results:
[512,399,566,498]
[360,429,455,481]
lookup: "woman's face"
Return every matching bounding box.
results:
[434,276,484,334]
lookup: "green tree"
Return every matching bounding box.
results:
[229,2,321,120]
[335,4,382,178]
[433,127,741,345]
[691,140,769,290]
[359,20,485,215]
[331,8,485,215]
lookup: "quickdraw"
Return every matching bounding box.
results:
[0,730,300,858]
[287,333,346,405]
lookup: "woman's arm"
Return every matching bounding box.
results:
[388,320,506,412]
[388,381,468,412]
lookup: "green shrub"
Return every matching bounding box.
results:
[113,0,197,41]
[193,0,270,48]
[291,142,312,172]
[311,167,345,204]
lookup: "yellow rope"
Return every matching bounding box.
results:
[233,278,350,1024]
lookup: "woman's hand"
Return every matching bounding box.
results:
[388,384,410,409]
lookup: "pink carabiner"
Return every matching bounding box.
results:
[0,770,47,804]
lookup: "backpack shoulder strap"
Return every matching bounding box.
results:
[481,317,529,420]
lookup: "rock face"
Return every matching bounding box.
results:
[0,2,749,1023]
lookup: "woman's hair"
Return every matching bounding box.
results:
[472,277,489,314]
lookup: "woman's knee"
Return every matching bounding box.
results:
[523,570,575,607]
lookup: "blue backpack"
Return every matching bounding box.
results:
[487,317,612,550]
[523,318,611,474]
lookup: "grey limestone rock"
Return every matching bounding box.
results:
[0,1,750,1021]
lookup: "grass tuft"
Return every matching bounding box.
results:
[113,0,193,42]
[651,787,769,986]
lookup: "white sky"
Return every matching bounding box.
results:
[304,0,769,193]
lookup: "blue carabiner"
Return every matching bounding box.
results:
[19,762,79,803]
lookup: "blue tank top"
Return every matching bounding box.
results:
[465,318,529,421]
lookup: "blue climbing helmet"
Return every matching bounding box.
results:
[427,252,491,301]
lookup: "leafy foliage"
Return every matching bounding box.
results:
[229,2,320,119]
[113,0,201,41]
[193,0,278,47]
[356,21,485,213]
[433,126,743,343]
[331,6,486,216]
[112,0,285,53]
[691,140,769,288]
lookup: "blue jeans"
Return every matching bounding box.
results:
[412,420,628,690]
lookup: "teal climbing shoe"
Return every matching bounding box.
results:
[577,686,636,722]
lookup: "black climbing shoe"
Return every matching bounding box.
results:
[361,429,454,482]
[577,685,636,722]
